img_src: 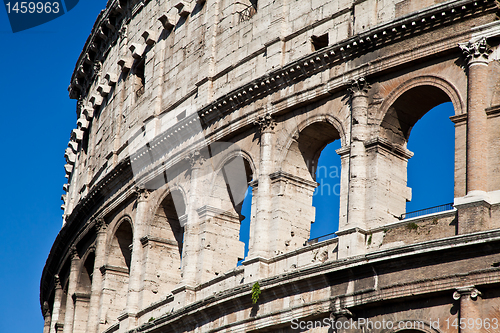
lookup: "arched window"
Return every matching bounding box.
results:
[73,252,95,333]
[101,220,132,325]
[310,140,342,241]
[406,102,454,215]
[279,118,343,251]
[379,82,460,222]
[207,154,253,272]
[146,190,186,298]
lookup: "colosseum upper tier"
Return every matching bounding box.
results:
[41,0,500,332]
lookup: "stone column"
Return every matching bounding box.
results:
[453,286,482,333]
[62,247,80,333]
[248,113,275,259]
[43,302,51,333]
[86,219,107,333]
[123,187,150,329]
[338,78,370,258]
[459,38,491,193]
[49,275,63,333]
[182,150,205,287]
[456,38,492,234]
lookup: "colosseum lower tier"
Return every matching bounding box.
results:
[41,0,500,332]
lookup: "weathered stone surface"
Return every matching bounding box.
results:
[42,0,500,332]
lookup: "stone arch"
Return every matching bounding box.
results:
[271,114,344,254]
[107,217,133,272]
[192,149,253,278]
[72,249,95,333]
[141,187,187,299]
[100,216,133,326]
[390,320,441,333]
[375,75,459,218]
[379,75,464,145]
[209,149,255,218]
[279,113,346,178]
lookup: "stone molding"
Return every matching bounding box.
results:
[99,264,129,276]
[269,171,318,189]
[364,137,414,160]
[140,235,178,247]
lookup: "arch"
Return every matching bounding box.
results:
[107,217,133,271]
[281,114,344,181]
[272,115,344,253]
[279,113,347,175]
[209,149,255,218]
[379,75,464,145]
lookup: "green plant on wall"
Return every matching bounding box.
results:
[407,222,419,231]
[251,282,261,304]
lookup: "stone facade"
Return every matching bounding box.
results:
[41,0,500,332]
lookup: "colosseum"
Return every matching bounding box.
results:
[41,0,500,332]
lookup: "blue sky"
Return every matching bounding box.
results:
[0,3,454,332]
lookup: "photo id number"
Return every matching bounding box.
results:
[5,2,60,14]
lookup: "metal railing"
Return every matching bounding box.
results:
[306,232,337,245]
[399,202,454,220]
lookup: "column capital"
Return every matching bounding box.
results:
[54,274,62,289]
[134,185,151,202]
[185,150,206,170]
[70,246,80,260]
[349,77,370,97]
[459,37,492,66]
[94,217,107,233]
[43,301,51,317]
[254,113,276,134]
[453,286,481,300]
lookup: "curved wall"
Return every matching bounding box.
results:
[41,0,500,332]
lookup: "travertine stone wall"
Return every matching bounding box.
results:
[42,0,500,332]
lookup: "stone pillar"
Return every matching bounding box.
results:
[453,286,482,333]
[456,37,492,234]
[123,187,150,329]
[460,37,491,194]
[49,275,63,333]
[181,150,205,288]
[337,78,370,258]
[43,302,51,333]
[62,247,80,333]
[72,293,90,333]
[86,219,107,333]
[248,113,275,259]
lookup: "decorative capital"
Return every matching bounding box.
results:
[459,37,491,66]
[43,301,51,317]
[453,286,481,301]
[94,218,107,233]
[70,246,79,260]
[185,150,206,170]
[135,185,151,202]
[254,113,276,134]
[54,274,61,289]
[349,77,370,96]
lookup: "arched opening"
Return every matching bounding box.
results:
[238,186,253,265]
[310,140,342,240]
[380,84,456,220]
[145,190,186,299]
[207,155,253,272]
[101,220,132,325]
[279,119,342,250]
[73,252,95,333]
[406,102,455,214]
